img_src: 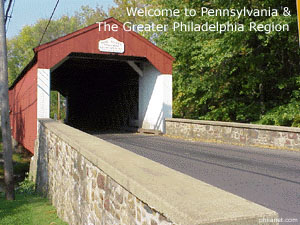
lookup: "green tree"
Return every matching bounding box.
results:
[109,0,164,40]
[75,5,108,26]
[154,0,300,126]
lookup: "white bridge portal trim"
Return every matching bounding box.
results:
[37,69,50,119]
[139,63,172,133]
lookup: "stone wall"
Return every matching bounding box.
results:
[30,119,279,225]
[166,118,300,150]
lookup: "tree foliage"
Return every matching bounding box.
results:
[154,0,300,126]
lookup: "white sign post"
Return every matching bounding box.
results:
[98,37,125,53]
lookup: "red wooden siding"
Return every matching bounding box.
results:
[9,64,37,153]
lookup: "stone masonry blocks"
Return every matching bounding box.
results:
[34,124,173,225]
[166,119,300,150]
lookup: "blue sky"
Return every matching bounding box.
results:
[5,0,115,38]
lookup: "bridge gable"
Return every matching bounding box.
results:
[35,17,173,74]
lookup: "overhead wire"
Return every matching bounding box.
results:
[38,0,60,46]
[4,0,13,24]
[5,0,15,33]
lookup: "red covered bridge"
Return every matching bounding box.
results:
[9,17,174,153]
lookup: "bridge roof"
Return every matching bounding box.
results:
[10,17,174,90]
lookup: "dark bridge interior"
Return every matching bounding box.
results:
[51,53,146,131]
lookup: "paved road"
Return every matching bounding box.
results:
[94,132,300,225]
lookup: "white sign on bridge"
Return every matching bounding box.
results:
[98,37,125,53]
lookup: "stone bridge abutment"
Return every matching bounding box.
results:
[29,119,278,225]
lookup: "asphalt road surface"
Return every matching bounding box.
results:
[94,132,300,225]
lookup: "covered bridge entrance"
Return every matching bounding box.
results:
[9,18,174,153]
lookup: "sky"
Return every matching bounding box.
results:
[5,0,115,38]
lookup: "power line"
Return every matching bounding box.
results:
[4,0,13,24]
[5,0,15,33]
[38,0,60,46]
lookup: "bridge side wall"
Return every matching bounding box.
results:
[165,118,300,150]
[9,64,38,153]
[30,119,278,225]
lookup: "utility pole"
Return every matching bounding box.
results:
[0,0,15,200]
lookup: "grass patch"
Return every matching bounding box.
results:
[0,151,30,180]
[0,193,68,225]
[0,130,66,225]
[12,153,31,176]
[0,131,31,181]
